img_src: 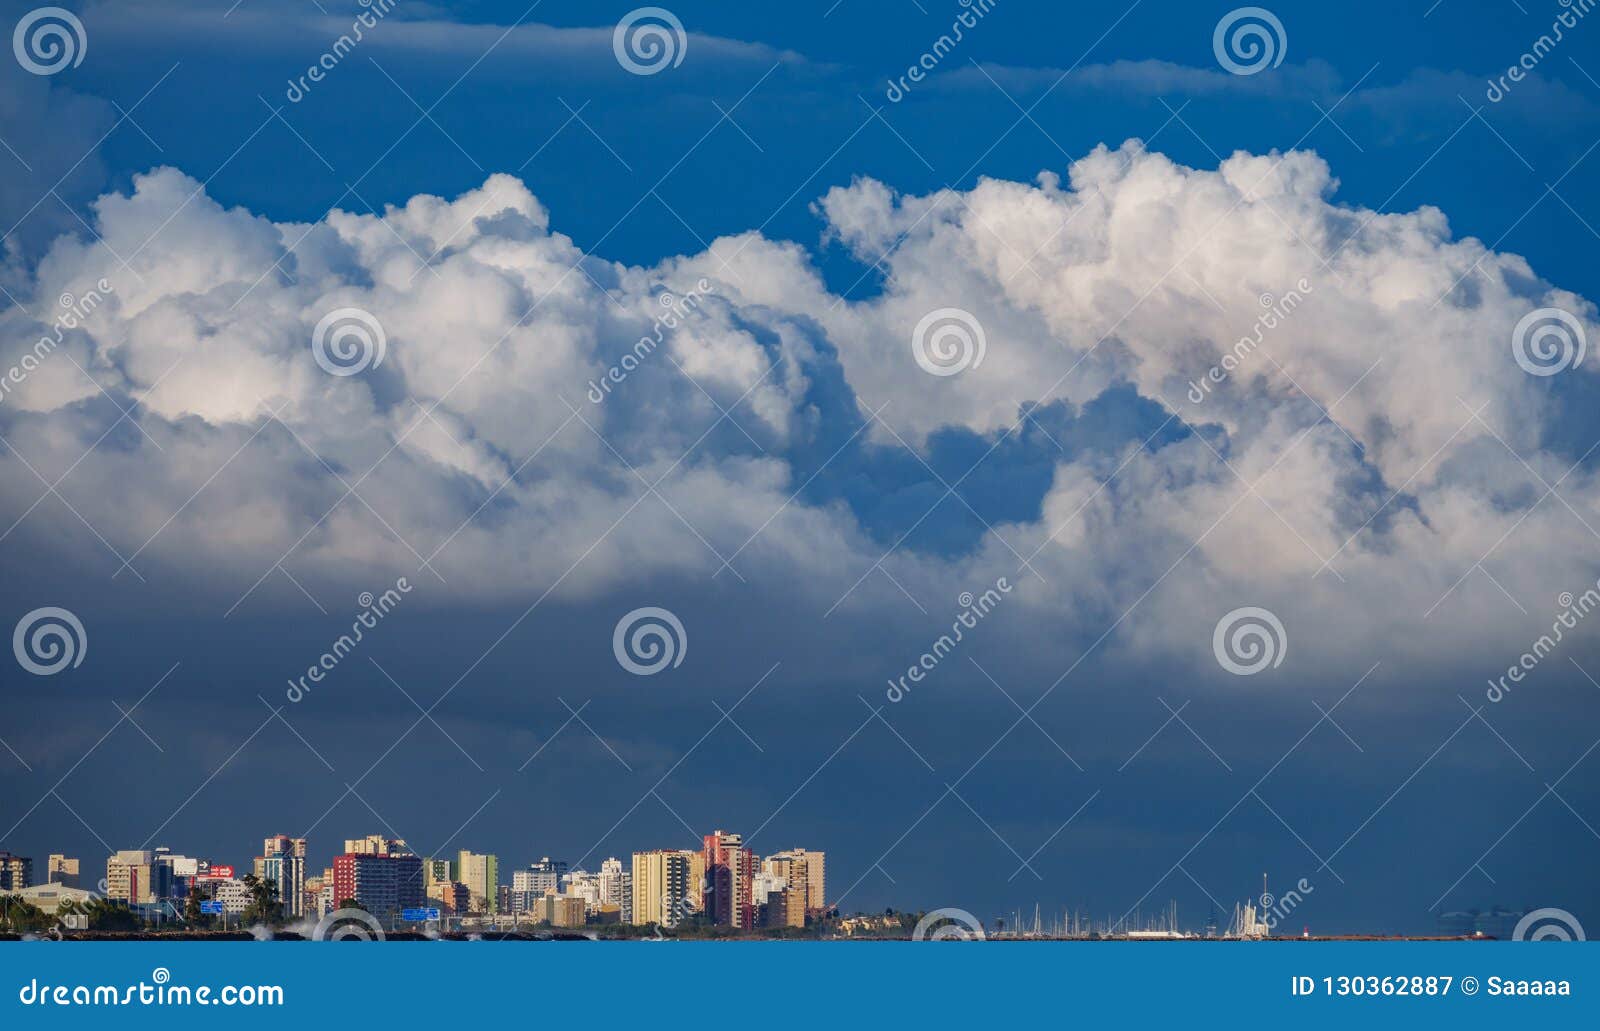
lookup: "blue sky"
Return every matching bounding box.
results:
[2,0,1599,935]
[16,0,1600,295]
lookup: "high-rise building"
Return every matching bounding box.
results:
[510,869,542,913]
[261,835,307,859]
[510,857,566,913]
[687,849,706,912]
[751,870,787,928]
[768,848,826,912]
[599,857,629,917]
[154,850,209,900]
[332,852,424,919]
[106,850,174,904]
[456,851,500,915]
[562,869,603,914]
[258,835,307,918]
[631,850,691,927]
[703,830,756,929]
[536,894,587,928]
[762,851,812,927]
[0,851,31,891]
[344,835,406,856]
[211,879,253,915]
[428,880,470,915]
[304,874,327,919]
[531,856,568,883]
[46,854,79,888]
[422,858,452,888]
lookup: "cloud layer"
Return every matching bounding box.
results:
[3,141,1597,685]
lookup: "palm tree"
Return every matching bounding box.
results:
[241,874,283,926]
[183,886,210,926]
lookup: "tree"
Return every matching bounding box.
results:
[83,896,141,932]
[241,874,283,926]
[337,897,365,912]
[183,886,210,927]
[0,895,52,934]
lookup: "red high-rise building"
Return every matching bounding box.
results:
[331,851,424,919]
[702,830,756,930]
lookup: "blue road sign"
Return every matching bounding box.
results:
[401,908,441,922]
[199,900,224,914]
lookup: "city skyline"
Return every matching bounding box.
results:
[1,0,1598,940]
[1,828,1563,940]
[0,825,831,933]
